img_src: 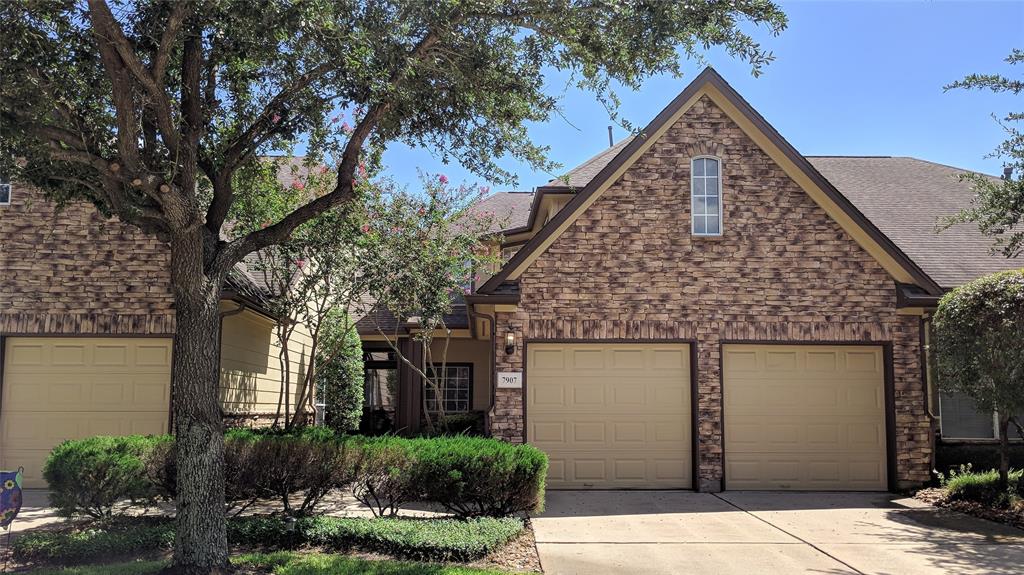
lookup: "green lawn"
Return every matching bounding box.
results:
[29,552,518,575]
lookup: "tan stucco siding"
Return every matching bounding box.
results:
[428,338,492,412]
[218,305,314,416]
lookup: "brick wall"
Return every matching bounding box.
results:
[0,184,175,334]
[488,96,931,490]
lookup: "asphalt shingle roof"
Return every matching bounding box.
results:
[806,156,1020,288]
[470,191,535,233]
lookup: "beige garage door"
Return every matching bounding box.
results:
[1,338,172,487]
[528,343,692,489]
[723,344,887,491]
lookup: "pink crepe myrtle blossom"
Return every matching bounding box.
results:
[271,113,281,124]
[341,121,352,133]
[438,174,449,185]
[417,207,426,216]
[357,163,367,177]
[291,181,305,191]
[294,259,306,269]
[319,165,330,174]
[361,223,371,233]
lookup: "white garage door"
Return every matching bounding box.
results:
[527,343,692,489]
[723,344,887,491]
[1,338,172,487]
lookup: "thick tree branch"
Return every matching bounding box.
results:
[152,1,190,85]
[210,29,444,274]
[87,0,181,155]
[203,62,335,237]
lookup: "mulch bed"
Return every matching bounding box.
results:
[915,488,1024,531]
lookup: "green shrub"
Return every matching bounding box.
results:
[12,518,174,564]
[231,515,524,561]
[412,436,547,517]
[44,435,165,519]
[939,464,1024,508]
[15,516,524,564]
[318,315,365,433]
[350,437,419,517]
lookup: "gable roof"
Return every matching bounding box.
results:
[529,146,1019,288]
[478,67,944,296]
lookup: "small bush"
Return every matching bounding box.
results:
[413,436,547,517]
[350,437,419,517]
[319,314,365,433]
[44,435,165,519]
[939,464,1024,508]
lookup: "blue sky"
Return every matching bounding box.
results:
[380,0,1023,192]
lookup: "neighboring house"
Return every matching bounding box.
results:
[0,181,314,487]
[360,67,1021,493]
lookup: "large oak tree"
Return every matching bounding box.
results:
[1,1,786,572]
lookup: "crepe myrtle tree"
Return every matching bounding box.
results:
[359,175,499,434]
[932,269,1024,488]
[943,49,1024,257]
[0,1,786,571]
[228,155,370,430]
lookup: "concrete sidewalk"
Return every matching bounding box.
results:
[532,491,1024,575]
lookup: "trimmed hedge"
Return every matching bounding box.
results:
[14,516,524,564]
[44,429,547,520]
[411,436,547,517]
[44,435,166,519]
[13,518,175,563]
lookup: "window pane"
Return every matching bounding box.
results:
[706,196,719,215]
[704,176,719,198]
[693,196,707,216]
[940,392,995,438]
[692,177,705,195]
[705,159,719,176]
[705,215,721,235]
[693,215,707,235]
[693,159,705,176]
[0,184,10,204]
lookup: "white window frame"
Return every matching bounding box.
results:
[0,180,11,206]
[690,156,722,236]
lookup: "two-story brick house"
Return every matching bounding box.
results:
[366,67,1021,493]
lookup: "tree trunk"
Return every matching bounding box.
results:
[166,230,229,574]
[998,413,1010,489]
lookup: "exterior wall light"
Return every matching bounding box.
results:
[504,331,515,355]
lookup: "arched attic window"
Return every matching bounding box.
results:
[691,156,722,236]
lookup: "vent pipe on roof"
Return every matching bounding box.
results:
[1003,166,1014,180]
[607,126,613,148]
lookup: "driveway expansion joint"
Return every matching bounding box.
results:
[711,492,867,575]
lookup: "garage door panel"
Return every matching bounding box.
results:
[528,343,691,489]
[724,344,886,491]
[2,338,172,488]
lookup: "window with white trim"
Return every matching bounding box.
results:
[425,364,472,414]
[0,175,10,205]
[691,157,721,235]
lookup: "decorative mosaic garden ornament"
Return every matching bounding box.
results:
[0,468,23,573]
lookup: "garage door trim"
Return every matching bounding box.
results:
[524,338,699,490]
[720,339,897,492]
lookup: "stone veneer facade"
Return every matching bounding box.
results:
[0,185,175,335]
[488,96,932,491]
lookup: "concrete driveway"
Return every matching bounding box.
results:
[532,491,1024,575]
